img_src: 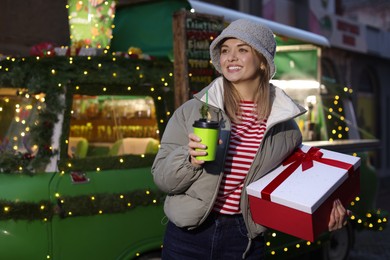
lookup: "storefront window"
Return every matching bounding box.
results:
[68,94,160,158]
[356,67,380,168]
[356,68,379,140]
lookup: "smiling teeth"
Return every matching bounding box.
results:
[228,66,241,70]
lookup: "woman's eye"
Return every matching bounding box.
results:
[221,49,228,54]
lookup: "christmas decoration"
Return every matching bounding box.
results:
[0,188,164,221]
[29,42,56,57]
[0,53,174,175]
[67,0,116,48]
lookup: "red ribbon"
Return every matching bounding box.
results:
[261,147,353,201]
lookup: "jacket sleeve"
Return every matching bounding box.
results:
[151,103,204,194]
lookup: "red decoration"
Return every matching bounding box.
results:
[70,171,90,184]
[30,42,56,57]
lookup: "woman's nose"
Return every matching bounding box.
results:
[227,51,237,61]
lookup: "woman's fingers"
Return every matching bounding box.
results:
[328,199,349,231]
[328,201,337,231]
[188,133,206,165]
[188,134,222,165]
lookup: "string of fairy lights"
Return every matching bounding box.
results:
[265,196,387,257]
[0,1,388,258]
[0,52,172,260]
[323,88,352,141]
[1,52,388,258]
[0,53,175,173]
[1,2,171,258]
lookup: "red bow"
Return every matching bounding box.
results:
[261,147,353,201]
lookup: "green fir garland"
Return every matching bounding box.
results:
[57,189,165,218]
[0,189,165,221]
[0,54,174,174]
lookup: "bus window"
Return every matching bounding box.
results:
[0,88,43,155]
[68,94,160,158]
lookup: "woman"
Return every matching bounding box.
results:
[152,19,348,259]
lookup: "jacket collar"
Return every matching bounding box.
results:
[194,77,225,111]
[267,87,306,127]
[193,76,307,126]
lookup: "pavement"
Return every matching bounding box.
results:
[349,175,390,260]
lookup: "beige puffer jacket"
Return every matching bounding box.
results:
[152,76,306,239]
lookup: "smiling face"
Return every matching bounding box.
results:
[219,38,264,88]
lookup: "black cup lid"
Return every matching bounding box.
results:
[193,119,219,129]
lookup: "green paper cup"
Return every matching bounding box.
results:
[193,119,220,161]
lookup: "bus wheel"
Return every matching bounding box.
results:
[321,223,355,260]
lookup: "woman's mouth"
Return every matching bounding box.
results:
[227,66,242,72]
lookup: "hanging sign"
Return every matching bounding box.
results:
[173,10,224,107]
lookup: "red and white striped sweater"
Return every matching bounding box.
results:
[213,101,267,215]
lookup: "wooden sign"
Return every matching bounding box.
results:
[173,10,224,108]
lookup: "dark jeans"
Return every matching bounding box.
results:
[162,212,266,260]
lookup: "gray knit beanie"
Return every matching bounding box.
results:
[210,19,276,79]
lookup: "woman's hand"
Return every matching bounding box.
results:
[328,199,352,231]
[188,133,207,166]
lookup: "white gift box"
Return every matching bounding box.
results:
[246,144,360,241]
